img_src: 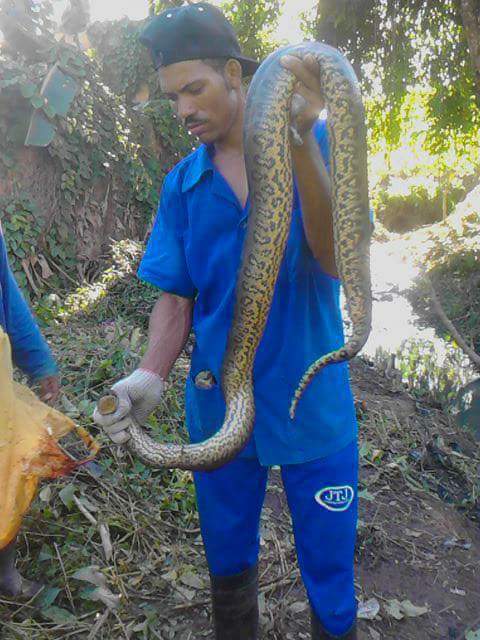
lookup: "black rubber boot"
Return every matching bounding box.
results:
[210,564,259,639]
[311,609,357,639]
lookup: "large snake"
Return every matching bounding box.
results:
[97,42,372,470]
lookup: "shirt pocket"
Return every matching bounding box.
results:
[185,364,226,444]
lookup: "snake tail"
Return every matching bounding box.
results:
[284,43,372,418]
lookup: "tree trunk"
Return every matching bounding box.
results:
[314,0,365,80]
[314,0,344,48]
[459,0,480,100]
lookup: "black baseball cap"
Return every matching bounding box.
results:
[139,2,260,76]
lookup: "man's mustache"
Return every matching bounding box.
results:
[185,117,208,128]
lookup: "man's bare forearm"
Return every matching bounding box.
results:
[291,131,337,277]
[139,293,193,378]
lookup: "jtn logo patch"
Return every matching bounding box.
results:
[315,485,354,512]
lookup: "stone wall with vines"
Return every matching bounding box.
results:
[0,1,193,297]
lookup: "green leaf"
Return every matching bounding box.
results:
[358,488,375,501]
[30,95,45,109]
[59,483,76,509]
[41,605,77,624]
[455,378,480,441]
[83,586,121,609]
[43,104,57,120]
[36,586,61,608]
[39,64,78,118]
[78,585,98,600]
[0,152,14,168]
[25,109,56,147]
[466,630,480,640]
[21,82,37,99]
[38,544,55,562]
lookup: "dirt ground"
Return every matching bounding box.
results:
[0,334,479,639]
[221,360,480,640]
[135,359,480,640]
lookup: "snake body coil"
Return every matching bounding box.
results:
[98,42,371,470]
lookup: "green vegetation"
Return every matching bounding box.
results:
[0,0,192,296]
[304,0,480,151]
[0,243,477,638]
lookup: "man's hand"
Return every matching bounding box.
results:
[93,369,165,444]
[38,375,60,405]
[280,53,325,139]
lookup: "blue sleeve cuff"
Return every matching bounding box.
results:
[28,355,59,381]
[137,266,196,298]
[11,331,58,381]
[3,264,58,380]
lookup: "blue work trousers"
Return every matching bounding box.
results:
[193,441,358,636]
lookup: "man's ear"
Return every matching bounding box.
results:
[225,58,243,89]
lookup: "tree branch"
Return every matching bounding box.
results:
[425,274,480,371]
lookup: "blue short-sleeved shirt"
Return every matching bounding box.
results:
[0,225,58,380]
[138,119,357,466]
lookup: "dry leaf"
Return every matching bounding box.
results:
[289,601,308,614]
[73,566,120,609]
[179,571,204,590]
[400,599,429,617]
[89,586,121,610]
[73,565,108,589]
[175,585,195,601]
[37,254,54,279]
[39,486,52,503]
[161,570,178,583]
[358,597,380,620]
[385,598,429,620]
[385,599,404,620]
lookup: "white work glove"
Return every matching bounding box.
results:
[93,369,165,444]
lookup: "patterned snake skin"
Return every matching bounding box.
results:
[97,42,371,470]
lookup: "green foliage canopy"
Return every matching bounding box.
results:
[305,0,480,151]
[221,0,284,60]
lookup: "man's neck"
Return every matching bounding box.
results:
[211,98,248,208]
[214,99,245,156]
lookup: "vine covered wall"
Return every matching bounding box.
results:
[0,0,193,296]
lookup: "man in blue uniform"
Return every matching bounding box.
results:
[94,4,358,638]
[0,224,60,597]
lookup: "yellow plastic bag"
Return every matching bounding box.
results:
[0,328,97,549]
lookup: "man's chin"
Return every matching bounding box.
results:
[197,131,217,144]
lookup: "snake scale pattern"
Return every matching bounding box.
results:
[98,42,371,470]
